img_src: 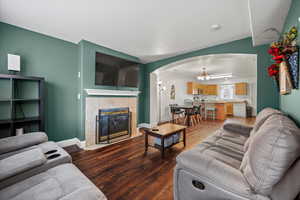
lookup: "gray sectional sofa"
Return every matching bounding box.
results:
[0,132,107,200]
[174,108,300,200]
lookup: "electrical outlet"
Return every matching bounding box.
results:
[77,93,81,100]
[78,72,81,78]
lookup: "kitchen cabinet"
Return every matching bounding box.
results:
[197,84,205,94]
[204,85,218,95]
[215,103,227,120]
[187,82,217,95]
[187,82,198,94]
[226,103,233,115]
[235,82,247,95]
[204,101,247,119]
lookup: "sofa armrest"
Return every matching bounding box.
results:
[0,148,46,181]
[223,121,253,137]
[0,132,48,155]
[175,148,252,198]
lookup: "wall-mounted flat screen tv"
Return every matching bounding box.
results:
[95,52,140,87]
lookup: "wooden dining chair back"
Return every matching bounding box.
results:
[183,107,198,126]
[169,104,184,124]
[193,105,202,123]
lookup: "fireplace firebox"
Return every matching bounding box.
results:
[96,107,131,143]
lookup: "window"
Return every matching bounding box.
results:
[220,84,234,99]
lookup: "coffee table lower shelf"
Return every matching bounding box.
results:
[142,123,187,159]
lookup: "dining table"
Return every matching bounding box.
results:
[171,105,197,126]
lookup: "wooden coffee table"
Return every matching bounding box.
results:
[142,123,187,158]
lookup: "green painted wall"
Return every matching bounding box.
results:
[0,22,146,142]
[77,40,145,140]
[0,22,79,141]
[143,38,279,122]
[280,0,300,125]
[0,19,282,140]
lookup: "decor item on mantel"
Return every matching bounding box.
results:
[267,26,299,95]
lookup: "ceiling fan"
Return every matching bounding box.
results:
[197,67,232,80]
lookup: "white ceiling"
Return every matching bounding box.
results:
[157,54,257,79]
[0,0,291,63]
[249,0,292,46]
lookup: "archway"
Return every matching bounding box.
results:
[149,53,257,124]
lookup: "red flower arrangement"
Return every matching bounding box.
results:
[268,46,280,56]
[268,45,285,64]
[268,64,279,77]
[272,55,287,64]
[267,26,298,92]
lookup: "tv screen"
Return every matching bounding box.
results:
[95,52,139,87]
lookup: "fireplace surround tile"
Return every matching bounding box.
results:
[85,97,138,146]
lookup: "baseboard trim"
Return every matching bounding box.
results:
[80,140,86,148]
[83,133,142,151]
[56,138,85,148]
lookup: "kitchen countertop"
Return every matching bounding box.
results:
[198,100,247,104]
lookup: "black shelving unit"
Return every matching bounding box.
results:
[0,74,45,138]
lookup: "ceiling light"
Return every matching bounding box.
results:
[197,68,210,80]
[197,68,232,80]
[211,24,221,30]
[209,73,232,79]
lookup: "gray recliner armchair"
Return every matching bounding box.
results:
[0,132,71,189]
[174,108,300,200]
[0,132,107,200]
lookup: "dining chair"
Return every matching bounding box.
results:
[184,107,198,126]
[205,103,217,120]
[184,99,193,106]
[194,105,202,123]
[169,104,185,124]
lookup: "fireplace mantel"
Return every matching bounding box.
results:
[85,89,140,96]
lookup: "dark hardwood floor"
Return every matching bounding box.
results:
[71,118,255,200]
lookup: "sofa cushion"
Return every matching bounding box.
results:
[240,114,300,195]
[0,163,107,200]
[0,148,46,181]
[201,129,247,154]
[197,134,244,169]
[243,108,283,152]
[251,107,282,134]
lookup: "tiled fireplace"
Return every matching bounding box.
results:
[85,97,138,147]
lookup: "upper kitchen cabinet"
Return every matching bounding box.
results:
[204,84,218,95]
[187,82,218,95]
[235,82,247,95]
[187,82,199,94]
